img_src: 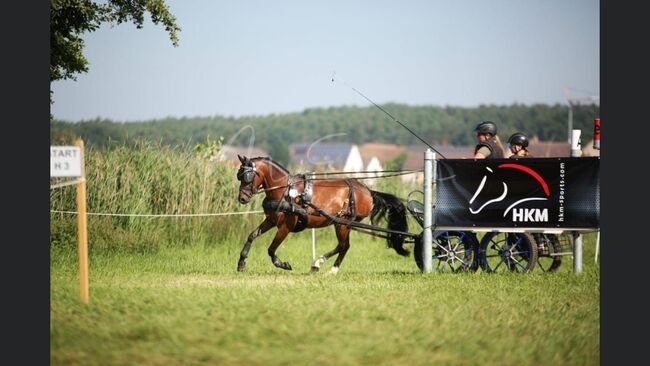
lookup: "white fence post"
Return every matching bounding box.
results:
[311,228,316,260]
[423,149,434,273]
[571,129,583,274]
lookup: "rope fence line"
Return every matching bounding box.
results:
[50,167,419,219]
[50,210,265,217]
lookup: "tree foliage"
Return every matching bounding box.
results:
[51,103,600,150]
[50,0,180,93]
[384,152,408,171]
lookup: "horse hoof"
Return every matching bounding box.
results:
[283,262,293,271]
[310,266,320,273]
[237,263,246,272]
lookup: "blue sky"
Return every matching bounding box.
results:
[50,0,599,122]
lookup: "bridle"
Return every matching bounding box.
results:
[237,161,261,199]
[237,158,297,200]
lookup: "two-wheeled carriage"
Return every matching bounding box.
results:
[406,191,573,273]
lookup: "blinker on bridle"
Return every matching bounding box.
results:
[237,161,259,196]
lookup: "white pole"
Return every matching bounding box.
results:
[571,129,582,157]
[571,129,583,273]
[311,228,316,260]
[567,105,573,143]
[423,149,434,273]
[595,230,600,265]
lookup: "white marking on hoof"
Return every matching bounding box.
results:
[328,266,339,275]
[311,256,326,269]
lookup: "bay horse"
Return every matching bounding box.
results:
[235,155,409,274]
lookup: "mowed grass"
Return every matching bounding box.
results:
[51,229,600,366]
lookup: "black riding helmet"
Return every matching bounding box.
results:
[475,121,497,135]
[508,132,529,148]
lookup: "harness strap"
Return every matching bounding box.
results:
[305,202,417,238]
[302,175,313,206]
[345,179,357,219]
[262,198,309,232]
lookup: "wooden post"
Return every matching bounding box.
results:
[74,139,89,304]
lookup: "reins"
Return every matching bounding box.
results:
[251,169,422,196]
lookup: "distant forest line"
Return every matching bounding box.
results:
[51,103,599,152]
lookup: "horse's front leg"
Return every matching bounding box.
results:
[238,218,274,272]
[268,225,292,270]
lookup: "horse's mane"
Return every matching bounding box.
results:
[251,156,291,175]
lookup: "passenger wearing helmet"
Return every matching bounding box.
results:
[507,132,531,158]
[473,121,505,159]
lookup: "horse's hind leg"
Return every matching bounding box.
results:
[329,225,351,274]
[238,218,274,272]
[268,225,292,271]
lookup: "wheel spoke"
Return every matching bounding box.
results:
[451,238,462,252]
[435,242,449,253]
[510,256,528,272]
[537,258,548,272]
[492,257,506,271]
[448,258,456,271]
[436,260,444,271]
[491,241,504,252]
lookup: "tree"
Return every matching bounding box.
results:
[384,152,408,171]
[50,0,181,100]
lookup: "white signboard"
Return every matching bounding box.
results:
[51,146,82,177]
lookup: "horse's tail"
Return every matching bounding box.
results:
[369,190,409,257]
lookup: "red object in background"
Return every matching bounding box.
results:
[593,118,600,150]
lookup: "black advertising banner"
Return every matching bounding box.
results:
[435,157,600,229]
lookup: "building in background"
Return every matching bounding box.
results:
[290,143,364,172]
[364,156,383,186]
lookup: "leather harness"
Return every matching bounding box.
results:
[262,174,357,232]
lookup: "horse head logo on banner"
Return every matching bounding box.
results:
[468,163,552,223]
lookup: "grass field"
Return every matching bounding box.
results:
[50,227,600,366]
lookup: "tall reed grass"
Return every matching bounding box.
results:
[50,140,261,252]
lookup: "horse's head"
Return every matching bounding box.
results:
[236,155,291,204]
[236,155,263,204]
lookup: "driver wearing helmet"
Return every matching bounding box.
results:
[507,132,531,158]
[473,121,505,159]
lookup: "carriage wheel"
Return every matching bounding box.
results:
[533,233,563,272]
[414,231,479,272]
[479,232,538,273]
